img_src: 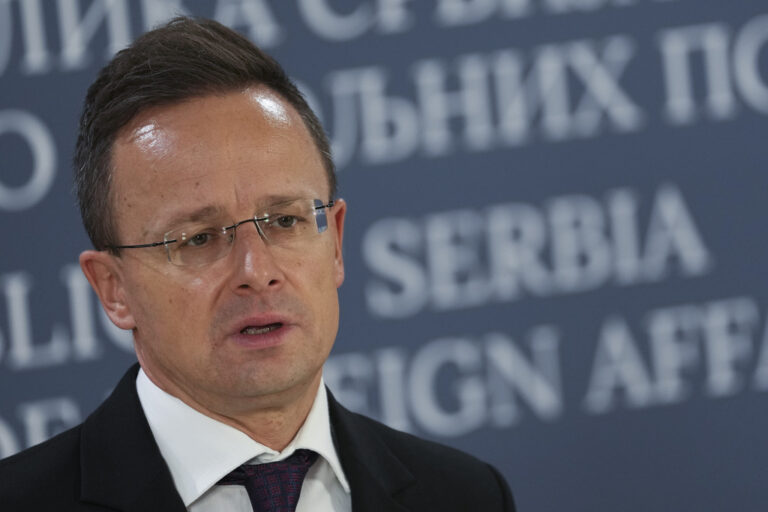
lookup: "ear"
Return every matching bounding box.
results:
[331,198,347,288]
[79,250,136,331]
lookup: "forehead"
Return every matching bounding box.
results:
[109,88,328,237]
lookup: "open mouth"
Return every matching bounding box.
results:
[240,323,283,335]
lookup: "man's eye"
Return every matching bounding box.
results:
[274,215,299,228]
[184,231,215,247]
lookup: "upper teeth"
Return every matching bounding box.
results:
[242,324,278,335]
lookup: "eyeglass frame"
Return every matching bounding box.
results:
[105,198,336,265]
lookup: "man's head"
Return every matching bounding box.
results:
[77,18,346,420]
[74,16,336,252]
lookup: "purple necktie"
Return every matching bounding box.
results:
[217,449,318,512]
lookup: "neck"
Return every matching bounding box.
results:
[143,366,321,451]
[217,379,321,451]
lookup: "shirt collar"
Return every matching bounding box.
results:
[136,369,350,506]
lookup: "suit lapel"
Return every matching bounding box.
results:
[327,390,431,512]
[79,364,186,512]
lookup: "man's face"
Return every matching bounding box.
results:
[96,88,345,414]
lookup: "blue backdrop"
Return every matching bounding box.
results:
[1,1,767,510]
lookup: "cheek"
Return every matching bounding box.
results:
[129,272,217,332]
[167,279,220,320]
[309,259,342,330]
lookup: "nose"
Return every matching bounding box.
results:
[228,220,284,293]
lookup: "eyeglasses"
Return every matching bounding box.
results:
[107,198,335,267]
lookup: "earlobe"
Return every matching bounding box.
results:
[79,250,136,330]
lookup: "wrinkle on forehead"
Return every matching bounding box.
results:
[246,88,291,127]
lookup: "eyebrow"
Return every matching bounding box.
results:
[143,205,223,238]
[253,194,305,211]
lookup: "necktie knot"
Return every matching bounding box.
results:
[218,449,318,512]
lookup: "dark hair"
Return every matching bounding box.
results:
[74,16,335,251]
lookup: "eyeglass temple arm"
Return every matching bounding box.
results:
[108,239,178,250]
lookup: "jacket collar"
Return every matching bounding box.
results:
[79,364,186,512]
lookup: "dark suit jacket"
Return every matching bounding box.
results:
[0,365,515,511]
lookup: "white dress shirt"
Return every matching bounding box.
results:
[136,369,351,512]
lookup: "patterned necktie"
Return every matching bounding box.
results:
[217,449,318,512]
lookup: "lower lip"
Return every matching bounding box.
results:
[230,324,291,349]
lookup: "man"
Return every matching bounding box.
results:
[0,17,515,512]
